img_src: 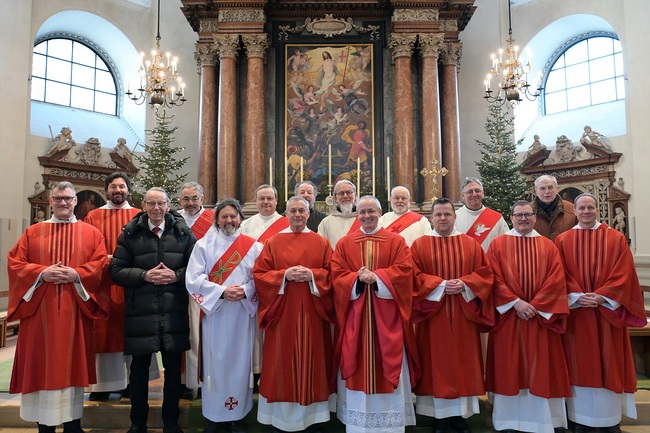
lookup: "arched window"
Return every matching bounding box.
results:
[543,33,624,115]
[31,37,118,116]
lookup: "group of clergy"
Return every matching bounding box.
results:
[6,172,645,433]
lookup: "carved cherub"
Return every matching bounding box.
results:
[47,127,76,156]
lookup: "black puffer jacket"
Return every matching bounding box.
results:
[109,209,195,355]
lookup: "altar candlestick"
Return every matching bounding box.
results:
[387,157,391,198]
[357,158,361,194]
[328,144,332,186]
[269,157,273,187]
[300,157,303,182]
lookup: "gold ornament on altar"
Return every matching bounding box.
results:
[420,159,448,202]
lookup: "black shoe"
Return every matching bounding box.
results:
[305,423,323,433]
[121,385,130,399]
[127,425,148,433]
[163,425,184,433]
[602,425,622,433]
[203,420,218,433]
[37,424,56,433]
[63,419,85,433]
[432,417,448,433]
[181,385,195,400]
[88,391,111,401]
[449,416,471,433]
[554,428,566,433]
[572,423,592,433]
[499,430,517,433]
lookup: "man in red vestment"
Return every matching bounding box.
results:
[331,195,421,433]
[411,198,494,433]
[84,172,141,400]
[486,200,571,433]
[8,181,109,433]
[252,196,334,433]
[177,181,215,398]
[555,194,646,433]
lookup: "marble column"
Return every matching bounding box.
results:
[418,33,444,208]
[388,33,417,199]
[439,42,463,202]
[242,34,269,203]
[194,43,219,206]
[214,34,240,200]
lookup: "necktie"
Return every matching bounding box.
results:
[153,227,161,236]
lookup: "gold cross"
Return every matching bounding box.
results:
[420,158,448,202]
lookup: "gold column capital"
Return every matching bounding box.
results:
[439,42,463,67]
[214,34,240,60]
[242,34,269,59]
[388,33,418,61]
[194,43,219,68]
[418,33,445,59]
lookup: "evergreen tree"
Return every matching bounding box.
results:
[134,109,189,200]
[475,103,528,226]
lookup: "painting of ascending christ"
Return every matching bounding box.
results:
[284,44,374,199]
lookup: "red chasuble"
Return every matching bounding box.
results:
[85,207,140,352]
[555,224,646,394]
[486,235,571,399]
[191,209,215,240]
[252,231,334,405]
[7,221,109,394]
[330,228,421,394]
[410,234,494,398]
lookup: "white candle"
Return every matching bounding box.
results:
[328,144,332,185]
[372,154,375,196]
[300,157,303,182]
[285,157,288,202]
[269,157,273,187]
[387,157,391,198]
[357,158,361,194]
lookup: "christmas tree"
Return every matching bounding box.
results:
[475,103,529,226]
[134,109,189,200]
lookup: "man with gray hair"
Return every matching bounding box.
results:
[295,180,327,231]
[186,198,263,433]
[8,181,109,433]
[317,179,360,249]
[241,184,289,243]
[455,177,509,252]
[379,186,431,246]
[532,174,577,241]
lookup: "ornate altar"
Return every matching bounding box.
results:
[522,132,630,240]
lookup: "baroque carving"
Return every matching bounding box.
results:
[278,14,380,41]
[218,9,265,23]
[195,43,219,67]
[418,33,444,58]
[543,135,593,165]
[199,19,220,33]
[388,33,417,61]
[242,34,269,58]
[214,34,240,59]
[440,20,459,32]
[393,9,439,22]
[439,42,463,66]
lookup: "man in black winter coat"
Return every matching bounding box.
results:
[110,187,196,433]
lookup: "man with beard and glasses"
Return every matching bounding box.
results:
[8,181,109,433]
[253,196,334,433]
[317,180,361,249]
[178,182,215,399]
[378,186,431,246]
[186,198,263,433]
[84,173,154,401]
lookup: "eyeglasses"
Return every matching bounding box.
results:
[144,201,168,208]
[512,212,535,220]
[180,196,201,203]
[51,196,75,203]
[335,190,354,197]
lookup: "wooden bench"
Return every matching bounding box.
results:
[630,285,650,375]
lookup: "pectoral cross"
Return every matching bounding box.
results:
[420,158,448,202]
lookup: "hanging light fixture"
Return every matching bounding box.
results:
[483,0,542,107]
[126,0,186,108]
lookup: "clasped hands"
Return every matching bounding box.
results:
[576,292,605,308]
[223,285,246,302]
[145,262,177,285]
[514,299,538,321]
[444,279,464,295]
[286,265,313,282]
[42,262,78,284]
[357,266,377,284]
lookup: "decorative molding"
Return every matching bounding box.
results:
[195,43,219,69]
[49,168,112,181]
[242,34,269,58]
[439,42,463,66]
[392,9,439,22]
[388,33,417,61]
[214,34,241,59]
[418,33,444,58]
[440,19,459,32]
[218,9,265,23]
[199,19,220,33]
[278,14,380,40]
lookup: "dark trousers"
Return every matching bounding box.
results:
[129,350,183,428]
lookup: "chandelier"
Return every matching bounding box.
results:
[126,0,186,108]
[483,0,542,106]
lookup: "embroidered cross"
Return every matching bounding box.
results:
[225,396,238,410]
[209,251,242,284]
[192,293,204,304]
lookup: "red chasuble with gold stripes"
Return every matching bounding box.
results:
[85,207,141,352]
[555,224,646,394]
[331,228,421,394]
[252,231,334,404]
[8,221,109,394]
[486,235,571,399]
[410,234,494,397]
